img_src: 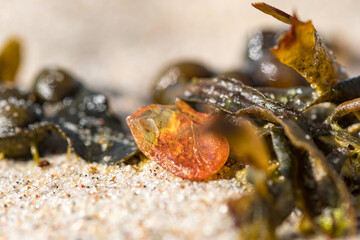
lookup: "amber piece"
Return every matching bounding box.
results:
[126,100,229,180]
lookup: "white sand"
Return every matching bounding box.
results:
[0,155,245,240]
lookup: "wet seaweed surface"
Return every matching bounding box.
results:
[129,3,360,239]
[0,66,138,165]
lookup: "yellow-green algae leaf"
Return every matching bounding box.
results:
[252,2,293,24]
[0,39,21,82]
[254,2,347,95]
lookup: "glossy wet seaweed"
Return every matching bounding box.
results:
[135,3,360,239]
[0,66,138,164]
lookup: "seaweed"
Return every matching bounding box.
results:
[127,3,360,239]
[0,65,138,164]
[0,39,20,82]
[253,2,347,95]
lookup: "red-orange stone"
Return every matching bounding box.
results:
[126,100,229,180]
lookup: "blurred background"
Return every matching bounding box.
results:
[1,0,360,114]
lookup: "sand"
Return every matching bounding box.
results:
[0,155,246,240]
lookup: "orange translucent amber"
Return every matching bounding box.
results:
[126,100,229,180]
